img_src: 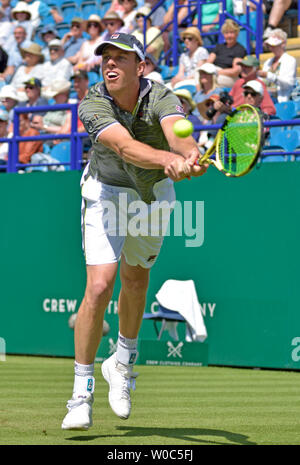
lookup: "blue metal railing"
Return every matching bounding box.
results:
[3,102,300,173]
[5,103,88,173]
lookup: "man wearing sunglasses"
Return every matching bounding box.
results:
[61,17,85,65]
[21,77,48,119]
[229,55,276,116]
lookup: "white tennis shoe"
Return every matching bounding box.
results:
[101,353,138,420]
[61,392,93,430]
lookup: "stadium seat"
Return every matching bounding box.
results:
[143,304,193,341]
[56,23,70,38]
[60,2,80,23]
[274,101,297,120]
[261,145,287,162]
[81,1,101,19]
[50,141,71,169]
[88,71,100,85]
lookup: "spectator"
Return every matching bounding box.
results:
[264,0,292,38]
[70,70,91,152]
[22,0,63,30]
[0,44,8,73]
[11,2,34,41]
[0,107,10,169]
[200,0,234,48]
[100,11,130,41]
[31,79,71,140]
[38,25,60,61]
[70,69,89,104]
[20,77,48,119]
[207,19,246,87]
[194,62,223,117]
[162,0,190,52]
[230,55,276,115]
[0,0,12,21]
[171,27,209,89]
[173,88,202,142]
[143,52,164,84]
[117,0,138,33]
[1,26,29,83]
[18,112,43,165]
[73,15,103,72]
[0,84,21,128]
[41,39,73,92]
[132,5,164,60]
[60,17,85,65]
[0,6,13,49]
[258,28,297,103]
[10,42,44,98]
[145,0,166,28]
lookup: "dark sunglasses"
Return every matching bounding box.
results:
[183,36,194,41]
[25,85,36,90]
[135,14,145,19]
[50,47,60,52]
[87,22,100,28]
[243,90,258,97]
[71,23,81,29]
[104,21,118,26]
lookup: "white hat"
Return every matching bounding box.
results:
[243,80,264,96]
[197,63,217,75]
[12,1,31,19]
[0,85,21,101]
[135,5,151,18]
[43,79,71,98]
[48,39,62,48]
[264,28,287,46]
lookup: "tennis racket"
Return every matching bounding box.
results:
[195,104,263,177]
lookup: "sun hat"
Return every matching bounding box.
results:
[238,55,260,68]
[11,1,31,19]
[94,32,145,61]
[173,88,196,111]
[102,11,124,26]
[135,5,151,18]
[71,16,84,25]
[84,14,103,32]
[71,69,89,80]
[43,79,71,98]
[242,80,264,96]
[0,85,21,101]
[181,27,203,46]
[48,39,62,48]
[20,42,44,62]
[196,63,217,74]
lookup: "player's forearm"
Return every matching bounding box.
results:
[118,139,181,170]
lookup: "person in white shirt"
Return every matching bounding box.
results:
[40,39,73,93]
[258,28,296,103]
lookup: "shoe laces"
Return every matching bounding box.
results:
[67,393,93,410]
[115,362,138,400]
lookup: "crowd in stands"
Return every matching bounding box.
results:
[0,0,299,170]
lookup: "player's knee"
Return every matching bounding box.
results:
[86,278,114,308]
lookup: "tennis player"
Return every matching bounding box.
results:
[61,33,207,430]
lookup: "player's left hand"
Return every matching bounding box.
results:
[183,152,209,178]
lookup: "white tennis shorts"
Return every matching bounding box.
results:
[80,169,176,268]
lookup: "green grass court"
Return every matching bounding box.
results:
[1,355,300,445]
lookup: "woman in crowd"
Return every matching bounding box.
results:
[10,42,44,99]
[132,5,164,61]
[206,19,246,88]
[171,27,209,89]
[194,62,223,115]
[73,14,103,72]
[257,28,296,102]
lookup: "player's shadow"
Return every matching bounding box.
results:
[67,426,256,445]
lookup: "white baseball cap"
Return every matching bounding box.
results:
[264,28,287,46]
[243,80,264,96]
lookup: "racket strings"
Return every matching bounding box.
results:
[218,109,260,176]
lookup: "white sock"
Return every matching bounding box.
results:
[73,361,95,395]
[116,332,138,366]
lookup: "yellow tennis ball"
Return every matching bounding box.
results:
[173,119,194,138]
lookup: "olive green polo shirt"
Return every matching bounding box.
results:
[78,78,185,204]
